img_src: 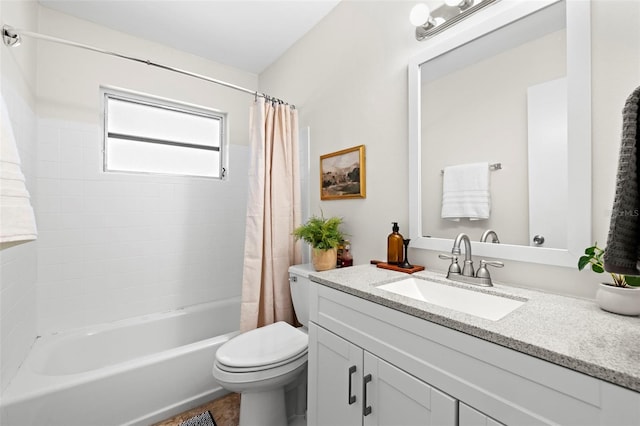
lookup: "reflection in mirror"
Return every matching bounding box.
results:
[421,2,566,248]
[408,0,591,267]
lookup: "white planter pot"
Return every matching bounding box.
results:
[596,283,640,316]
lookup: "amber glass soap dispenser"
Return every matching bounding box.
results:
[387,222,404,265]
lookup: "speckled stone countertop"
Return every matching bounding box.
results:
[308,264,640,393]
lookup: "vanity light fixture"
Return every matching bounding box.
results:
[411,0,500,41]
[444,0,473,9]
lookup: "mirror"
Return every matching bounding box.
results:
[408,0,591,267]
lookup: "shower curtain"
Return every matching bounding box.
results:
[240,98,302,332]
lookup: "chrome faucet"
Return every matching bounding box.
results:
[439,232,504,287]
[480,229,500,244]
[452,233,474,277]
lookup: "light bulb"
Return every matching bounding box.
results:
[410,3,432,27]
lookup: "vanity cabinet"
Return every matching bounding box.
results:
[308,282,640,426]
[308,322,457,426]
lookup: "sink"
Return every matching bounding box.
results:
[376,277,525,321]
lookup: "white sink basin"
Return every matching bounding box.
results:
[377,277,525,321]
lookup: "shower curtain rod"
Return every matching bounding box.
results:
[1,25,292,106]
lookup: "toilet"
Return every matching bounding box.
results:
[212,264,312,426]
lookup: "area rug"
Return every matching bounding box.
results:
[179,410,217,426]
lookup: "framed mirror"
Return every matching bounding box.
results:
[408,0,591,267]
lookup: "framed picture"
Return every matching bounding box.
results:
[320,145,366,200]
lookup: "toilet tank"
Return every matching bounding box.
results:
[288,264,314,327]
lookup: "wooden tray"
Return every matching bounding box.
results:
[374,261,425,274]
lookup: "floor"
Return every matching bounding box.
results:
[153,393,240,426]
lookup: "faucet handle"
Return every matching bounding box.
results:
[476,260,504,279]
[481,260,504,268]
[438,253,461,275]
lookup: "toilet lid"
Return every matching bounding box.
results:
[216,321,308,368]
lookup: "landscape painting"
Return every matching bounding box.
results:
[320,145,366,200]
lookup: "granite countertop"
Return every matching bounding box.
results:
[308,264,640,393]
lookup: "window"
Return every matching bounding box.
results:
[102,88,226,178]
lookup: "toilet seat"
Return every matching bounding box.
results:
[216,349,307,373]
[212,350,308,390]
[215,321,308,372]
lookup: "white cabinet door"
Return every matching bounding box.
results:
[459,403,504,426]
[363,351,458,426]
[309,323,458,426]
[308,323,362,426]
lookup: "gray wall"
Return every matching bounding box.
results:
[259,0,640,299]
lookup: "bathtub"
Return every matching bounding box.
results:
[1,297,241,426]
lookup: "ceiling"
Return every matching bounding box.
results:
[38,0,341,74]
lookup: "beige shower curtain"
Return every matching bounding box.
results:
[240,98,302,332]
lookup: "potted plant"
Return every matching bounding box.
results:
[293,213,345,271]
[578,243,640,315]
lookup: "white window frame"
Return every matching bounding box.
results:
[101,87,227,179]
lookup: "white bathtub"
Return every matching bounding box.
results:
[1,297,241,426]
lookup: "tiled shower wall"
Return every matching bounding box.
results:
[0,89,38,392]
[35,118,248,334]
[1,0,39,395]
[30,4,258,336]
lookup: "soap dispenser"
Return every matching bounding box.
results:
[387,222,404,265]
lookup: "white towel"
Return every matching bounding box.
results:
[441,162,491,221]
[0,95,37,243]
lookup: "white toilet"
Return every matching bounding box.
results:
[212,264,312,426]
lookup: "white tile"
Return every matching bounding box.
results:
[59,131,86,164]
[37,124,60,147]
[59,196,85,214]
[58,179,85,197]
[38,246,66,265]
[82,157,104,179]
[59,161,85,180]
[37,178,60,196]
[60,262,86,280]
[37,138,59,162]
[38,195,62,213]
[37,160,60,179]
[83,198,110,214]
[59,213,83,230]
[83,180,119,197]
[37,263,65,283]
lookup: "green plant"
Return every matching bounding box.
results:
[578,243,640,287]
[292,213,344,250]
